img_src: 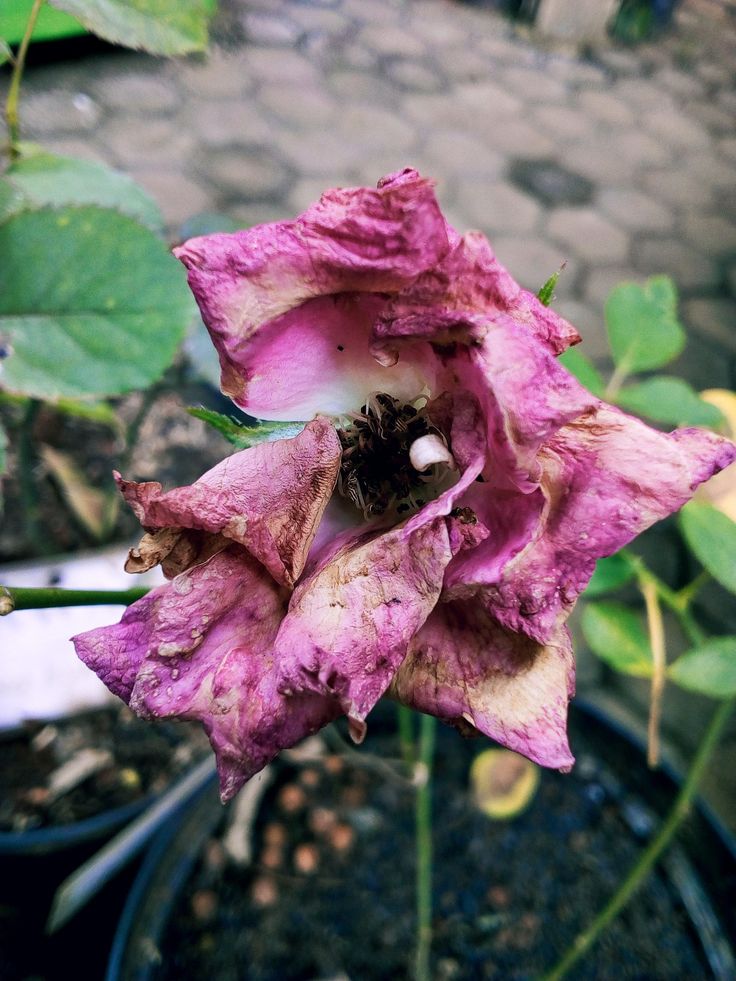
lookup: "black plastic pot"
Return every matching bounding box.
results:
[107,700,736,981]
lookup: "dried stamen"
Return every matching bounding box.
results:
[336,393,454,519]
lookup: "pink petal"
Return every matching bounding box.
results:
[174,170,450,419]
[390,602,575,769]
[118,418,341,587]
[74,547,339,801]
[452,405,736,643]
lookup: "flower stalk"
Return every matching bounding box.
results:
[0,584,150,616]
[639,576,666,767]
[414,712,437,981]
[4,0,44,159]
[543,695,735,981]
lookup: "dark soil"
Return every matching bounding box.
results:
[154,711,724,981]
[0,705,210,833]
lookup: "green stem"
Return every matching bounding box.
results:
[398,704,416,768]
[542,695,735,981]
[4,0,44,159]
[622,550,706,646]
[674,569,710,610]
[414,713,436,981]
[1,584,150,616]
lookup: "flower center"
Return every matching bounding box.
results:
[336,393,454,518]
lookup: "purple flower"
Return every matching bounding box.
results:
[74,170,736,800]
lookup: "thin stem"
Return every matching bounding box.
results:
[414,713,436,981]
[398,704,416,767]
[640,577,666,768]
[602,359,630,402]
[622,550,706,647]
[4,0,44,159]
[675,569,710,610]
[0,584,150,616]
[542,696,735,981]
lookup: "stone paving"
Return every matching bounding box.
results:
[3,0,736,815]
[8,0,736,388]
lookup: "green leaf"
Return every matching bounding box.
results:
[581,601,653,677]
[0,39,13,66]
[0,179,25,224]
[55,398,123,432]
[5,150,163,231]
[48,0,209,55]
[679,500,736,595]
[187,407,303,449]
[584,553,636,597]
[616,376,725,428]
[0,206,194,400]
[536,266,564,307]
[668,637,736,698]
[605,276,685,373]
[558,347,605,397]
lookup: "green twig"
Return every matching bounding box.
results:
[17,398,48,555]
[398,704,416,768]
[542,695,735,981]
[639,576,666,767]
[622,550,706,646]
[0,584,150,616]
[674,569,710,610]
[414,713,437,981]
[4,0,44,159]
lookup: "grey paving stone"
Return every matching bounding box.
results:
[242,11,304,45]
[325,69,397,105]
[597,188,674,233]
[102,117,196,168]
[727,263,736,298]
[584,266,643,309]
[477,117,556,160]
[335,41,380,70]
[576,89,636,127]
[546,56,607,87]
[259,83,337,128]
[547,207,629,264]
[509,159,594,208]
[683,298,736,354]
[384,59,445,93]
[241,48,320,84]
[492,235,578,295]
[179,50,254,99]
[612,129,671,168]
[680,152,735,188]
[287,176,353,213]
[420,131,505,178]
[641,168,714,210]
[284,4,348,34]
[185,99,275,148]
[23,89,102,135]
[204,146,292,201]
[454,180,541,235]
[682,213,736,257]
[409,6,476,47]
[453,80,523,118]
[335,104,416,152]
[531,104,593,143]
[500,66,569,104]
[718,138,736,162]
[276,128,372,174]
[643,108,709,151]
[562,142,638,187]
[632,238,721,291]
[93,73,180,114]
[432,46,494,83]
[360,24,426,58]
[128,169,213,228]
[655,66,707,99]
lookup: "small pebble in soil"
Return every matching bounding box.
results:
[118,767,141,790]
[205,839,227,872]
[299,767,321,788]
[263,822,287,847]
[486,885,510,908]
[341,785,366,808]
[328,822,355,853]
[260,844,283,870]
[277,783,307,813]
[323,754,344,775]
[308,807,337,836]
[293,842,320,874]
[190,889,218,923]
[251,875,279,908]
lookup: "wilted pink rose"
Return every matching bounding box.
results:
[73,170,736,801]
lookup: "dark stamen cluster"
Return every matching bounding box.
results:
[337,393,444,518]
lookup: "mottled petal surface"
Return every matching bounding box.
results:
[118,418,341,586]
[450,405,736,643]
[390,601,575,769]
[73,547,339,801]
[174,170,450,418]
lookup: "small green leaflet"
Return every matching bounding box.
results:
[0,39,13,66]
[48,0,209,55]
[584,553,636,597]
[605,276,685,374]
[668,637,736,698]
[536,265,565,307]
[187,407,303,449]
[581,601,653,677]
[616,377,724,428]
[679,500,736,595]
[558,347,605,397]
